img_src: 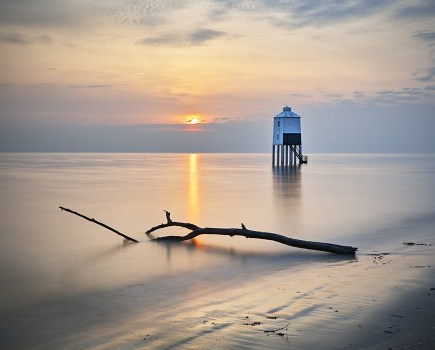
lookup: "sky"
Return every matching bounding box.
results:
[0,0,434,153]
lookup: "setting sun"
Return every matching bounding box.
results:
[182,115,205,125]
[187,117,200,125]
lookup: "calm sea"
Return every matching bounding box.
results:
[0,153,434,349]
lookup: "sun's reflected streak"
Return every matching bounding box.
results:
[188,154,199,224]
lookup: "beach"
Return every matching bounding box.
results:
[0,153,434,349]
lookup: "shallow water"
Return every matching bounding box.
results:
[0,153,434,349]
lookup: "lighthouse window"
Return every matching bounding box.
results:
[277,121,280,127]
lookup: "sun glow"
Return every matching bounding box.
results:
[183,115,204,125]
[187,117,199,125]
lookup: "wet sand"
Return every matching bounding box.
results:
[135,244,434,350]
[61,242,435,350]
[1,241,434,350]
[358,276,435,350]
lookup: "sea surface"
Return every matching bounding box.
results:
[0,153,434,349]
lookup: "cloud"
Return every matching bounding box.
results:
[137,27,226,46]
[7,82,116,89]
[189,28,226,44]
[282,0,393,28]
[416,67,435,82]
[207,0,395,29]
[66,84,114,89]
[312,86,435,107]
[110,1,176,26]
[395,0,435,19]
[0,31,53,45]
[136,33,178,46]
[413,31,435,82]
[288,92,311,98]
[350,87,434,105]
[0,0,84,28]
[414,31,435,43]
[0,32,28,44]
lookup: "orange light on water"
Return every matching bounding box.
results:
[191,237,205,249]
[188,154,199,223]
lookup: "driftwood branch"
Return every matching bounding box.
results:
[58,207,357,255]
[146,212,357,255]
[59,206,139,243]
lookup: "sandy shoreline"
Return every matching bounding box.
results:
[1,242,434,350]
[133,243,435,350]
[357,274,435,350]
[352,247,435,350]
[82,243,435,350]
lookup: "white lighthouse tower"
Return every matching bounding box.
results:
[272,105,307,165]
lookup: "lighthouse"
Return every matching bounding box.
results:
[272,105,307,165]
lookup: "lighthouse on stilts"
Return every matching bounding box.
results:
[272,105,308,166]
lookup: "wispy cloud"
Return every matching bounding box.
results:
[66,84,114,89]
[206,0,395,29]
[288,92,311,98]
[395,0,435,19]
[351,87,434,105]
[413,31,435,44]
[189,28,225,44]
[137,27,226,46]
[0,0,87,28]
[413,31,435,82]
[315,86,435,106]
[17,82,115,89]
[0,83,15,88]
[278,0,393,28]
[0,32,52,45]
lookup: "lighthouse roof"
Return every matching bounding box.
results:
[274,105,301,119]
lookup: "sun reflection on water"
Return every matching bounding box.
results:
[188,154,199,223]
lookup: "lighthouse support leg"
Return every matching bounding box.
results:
[281,145,285,165]
[278,145,280,165]
[272,145,275,165]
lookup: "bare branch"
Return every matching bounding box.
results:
[147,213,357,255]
[59,206,139,243]
[58,208,357,255]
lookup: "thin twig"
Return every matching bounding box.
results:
[59,206,139,243]
[264,323,290,333]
